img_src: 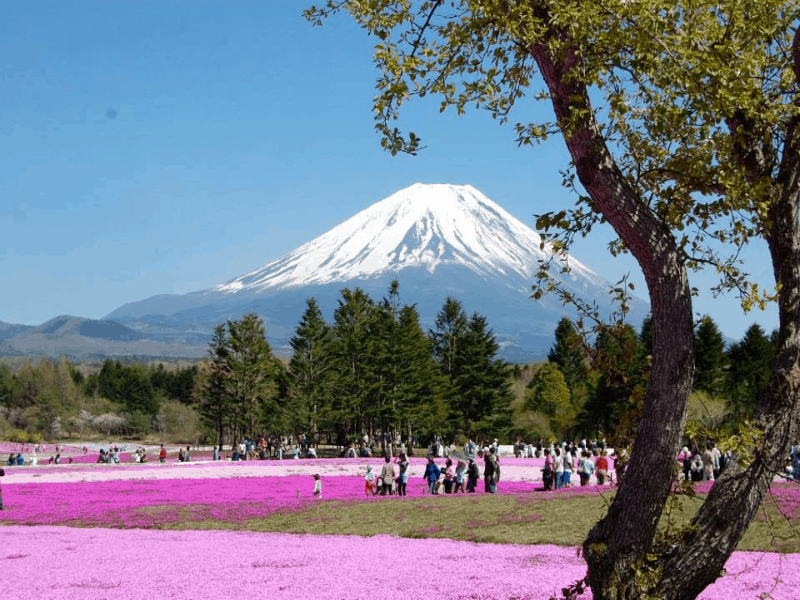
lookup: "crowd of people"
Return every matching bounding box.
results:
[358,445,502,497]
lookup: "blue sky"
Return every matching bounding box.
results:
[2,1,777,342]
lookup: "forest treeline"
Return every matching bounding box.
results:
[0,281,775,449]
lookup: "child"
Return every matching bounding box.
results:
[434,465,447,494]
[364,465,376,496]
[312,474,322,498]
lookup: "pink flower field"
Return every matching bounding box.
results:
[1,447,799,599]
[1,526,799,600]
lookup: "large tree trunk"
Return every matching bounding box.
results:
[531,44,695,599]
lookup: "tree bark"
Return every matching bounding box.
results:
[528,41,696,599]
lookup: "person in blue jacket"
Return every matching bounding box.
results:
[423,456,440,495]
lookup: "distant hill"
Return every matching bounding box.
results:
[0,315,206,360]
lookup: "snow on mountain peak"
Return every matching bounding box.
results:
[214,183,599,294]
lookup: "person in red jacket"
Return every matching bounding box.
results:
[595,451,609,485]
[159,445,167,463]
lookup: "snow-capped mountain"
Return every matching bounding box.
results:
[2,184,650,362]
[215,183,604,295]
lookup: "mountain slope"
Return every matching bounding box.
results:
[101,183,649,362]
[213,183,604,295]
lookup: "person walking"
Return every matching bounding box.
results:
[595,451,609,485]
[578,451,595,486]
[483,446,499,493]
[423,457,441,495]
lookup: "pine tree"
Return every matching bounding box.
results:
[288,298,332,447]
[581,324,648,441]
[429,297,469,434]
[194,324,231,451]
[693,315,727,396]
[458,313,514,438]
[394,303,448,446]
[726,323,775,424]
[430,297,512,440]
[226,313,276,440]
[329,287,375,443]
[547,317,587,402]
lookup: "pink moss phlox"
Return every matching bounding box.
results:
[1,527,799,600]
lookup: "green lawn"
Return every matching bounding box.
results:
[154,488,798,552]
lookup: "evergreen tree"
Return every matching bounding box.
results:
[226,313,276,439]
[580,324,648,441]
[329,287,374,443]
[394,303,448,445]
[430,298,512,439]
[288,297,332,445]
[98,360,157,415]
[429,296,470,378]
[365,282,404,448]
[194,324,231,451]
[693,316,727,396]
[726,323,775,424]
[457,313,514,438]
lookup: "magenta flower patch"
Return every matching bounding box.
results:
[1,526,799,600]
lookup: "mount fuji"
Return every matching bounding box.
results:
[1,184,650,362]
